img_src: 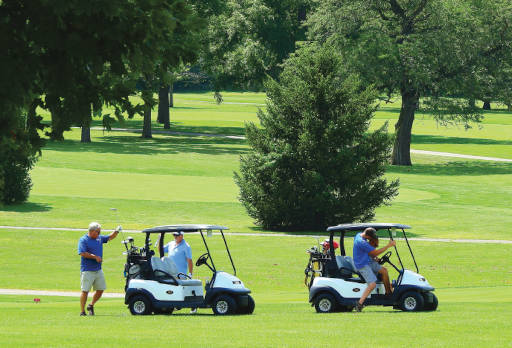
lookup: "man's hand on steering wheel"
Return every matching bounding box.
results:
[378,251,392,265]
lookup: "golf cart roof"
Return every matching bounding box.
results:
[142,224,229,234]
[327,223,410,232]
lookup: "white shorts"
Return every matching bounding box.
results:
[81,270,107,292]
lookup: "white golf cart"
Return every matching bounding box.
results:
[305,223,438,312]
[122,224,254,315]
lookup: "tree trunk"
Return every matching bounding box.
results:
[392,90,418,166]
[482,100,491,110]
[81,123,91,143]
[157,85,170,129]
[169,83,174,108]
[468,98,476,108]
[142,100,152,139]
[507,103,511,111]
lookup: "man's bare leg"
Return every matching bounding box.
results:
[90,290,103,306]
[358,282,376,305]
[378,267,392,295]
[80,291,89,313]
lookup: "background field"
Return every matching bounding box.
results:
[0,92,511,347]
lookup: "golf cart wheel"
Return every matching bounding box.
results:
[154,307,174,315]
[212,295,237,315]
[399,291,424,312]
[423,293,438,311]
[238,295,255,315]
[129,295,152,315]
[314,293,336,313]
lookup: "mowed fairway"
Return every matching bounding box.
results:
[0,232,511,347]
[0,92,511,347]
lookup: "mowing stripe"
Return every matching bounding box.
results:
[1,226,511,244]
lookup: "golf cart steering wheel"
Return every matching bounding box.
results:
[195,253,210,267]
[378,251,392,265]
[177,272,191,279]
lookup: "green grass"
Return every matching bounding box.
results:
[1,91,512,346]
[1,91,511,239]
[0,130,510,239]
[0,229,511,347]
[1,296,511,347]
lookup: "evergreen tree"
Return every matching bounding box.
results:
[235,46,399,231]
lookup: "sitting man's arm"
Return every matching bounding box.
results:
[368,240,396,258]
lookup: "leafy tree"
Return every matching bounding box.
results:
[201,0,312,90]
[235,45,399,231]
[0,0,203,202]
[307,0,509,165]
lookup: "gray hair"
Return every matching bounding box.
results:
[88,222,101,232]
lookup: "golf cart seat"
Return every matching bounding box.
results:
[336,256,366,283]
[150,257,202,286]
[336,256,357,275]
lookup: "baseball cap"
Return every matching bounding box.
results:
[322,239,339,249]
[173,231,183,236]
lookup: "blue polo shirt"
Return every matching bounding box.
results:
[78,234,109,271]
[353,233,375,269]
[164,240,192,275]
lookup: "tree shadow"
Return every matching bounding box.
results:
[387,161,512,176]
[412,134,512,146]
[86,120,247,137]
[43,134,249,156]
[0,202,53,213]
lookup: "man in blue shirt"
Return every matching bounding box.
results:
[77,222,120,316]
[163,231,193,277]
[353,227,396,312]
[162,231,196,313]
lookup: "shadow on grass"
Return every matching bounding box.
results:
[387,161,512,176]
[87,120,247,137]
[0,202,52,213]
[43,134,249,156]
[412,134,512,146]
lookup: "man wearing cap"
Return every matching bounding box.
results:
[163,231,193,279]
[322,239,339,255]
[163,231,195,313]
[353,227,396,312]
[78,222,120,316]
